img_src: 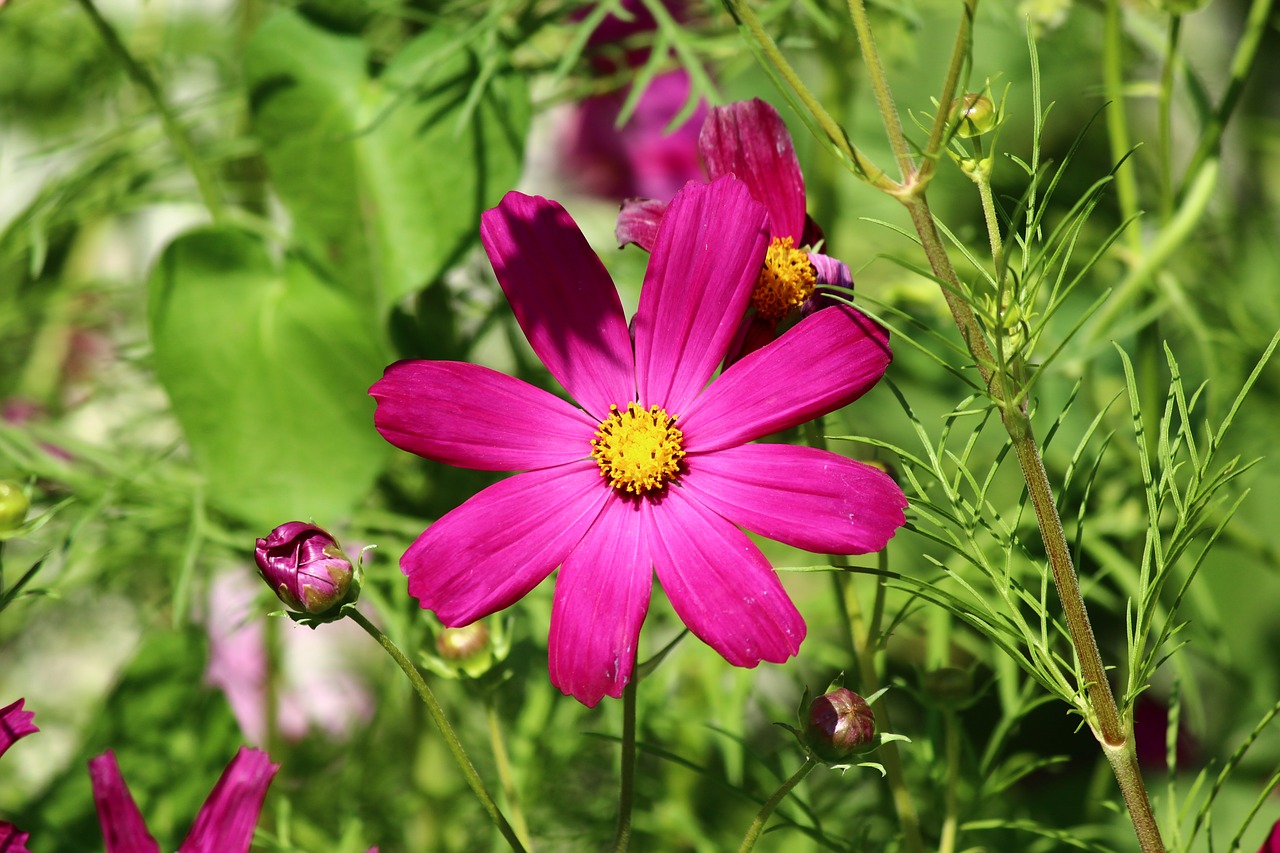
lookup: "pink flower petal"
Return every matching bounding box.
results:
[371,360,596,471]
[179,747,279,853]
[0,823,32,853]
[700,99,807,242]
[548,497,652,706]
[681,305,890,451]
[681,444,906,554]
[480,192,635,421]
[88,752,162,853]
[615,197,667,252]
[809,251,852,289]
[647,488,804,666]
[0,698,38,759]
[632,177,769,413]
[404,462,609,625]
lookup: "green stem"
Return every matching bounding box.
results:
[904,186,1164,853]
[842,565,926,853]
[919,0,978,182]
[719,0,894,190]
[1103,0,1143,260]
[738,757,817,853]
[486,699,533,850]
[938,710,962,853]
[612,672,638,853]
[1156,16,1180,224]
[73,0,224,221]
[347,609,527,853]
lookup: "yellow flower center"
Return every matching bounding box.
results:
[752,236,816,323]
[591,402,685,495]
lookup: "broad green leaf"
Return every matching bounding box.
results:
[148,227,388,529]
[245,10,530,314]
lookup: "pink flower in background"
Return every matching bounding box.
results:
[618,98,850,362]
[204,570,374,744]
[88,747,277,853]
[1259,819,1280,853]
[0,699,38,852]
[371,178,906,707]
[558,0,706,200]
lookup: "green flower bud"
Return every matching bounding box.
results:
[952,93,997,138]
[0,481,30,534]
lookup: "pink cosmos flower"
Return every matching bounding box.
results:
[617,98,849,362]
[1260,818,1280,853]
[370,177,906,707]
[0,698,38,852]
[88,747,278,853]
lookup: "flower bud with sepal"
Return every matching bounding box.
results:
[805,687,876,762]
[254,522,359,617]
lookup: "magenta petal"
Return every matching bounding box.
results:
[682,444,906,554]
[632,177,769,413]
[548,497,652,706]
[681,306,891,451]
[404,462,609,625]
[179,747,279,853]
[0,698,38,759]
[700,99,807,242]
[809,252,853,289]
[481,192,635,420]
[88,752,162,853]
[371,360,596,471]
[615,197,667,251]
[0,823,32,853]
[647,488,804,666]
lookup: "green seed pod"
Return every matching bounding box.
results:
[952,93,997,138]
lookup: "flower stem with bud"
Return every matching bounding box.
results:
[346,608,528,853]
[738,757,817,853]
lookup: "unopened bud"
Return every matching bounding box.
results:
[951,93,997,138]
[436,623,491,662]
[0,481,29,534]
[805,688,875,762]
[254,522,357,615]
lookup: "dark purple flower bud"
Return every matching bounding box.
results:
[805,687,875,762]
[254,522,356,615]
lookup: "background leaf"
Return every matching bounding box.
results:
[245,10,530,314]
[148,227,388,529]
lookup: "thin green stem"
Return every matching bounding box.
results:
[1103,0,1143,260]
[845,0,914,180]
[843,566,926,853]
[1157,16,1180,224]
[612,671,638,853]
[938,710,961,853]
[919,0,979,183]
[486,700,533,850]
[719,0,893,190]
[347,609,527,853]
[73,0,224,221]
[738,757,817,853]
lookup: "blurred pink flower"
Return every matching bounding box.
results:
[0,698,38,852]
[203,569,374,744]
[1259,818,1280,853]
[89,747,277,853]
[371,179,905,706]
[558,0,706,200]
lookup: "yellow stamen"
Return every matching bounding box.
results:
[752,236,816,323]
[591,402,685,495]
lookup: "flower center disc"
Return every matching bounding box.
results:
[591,402,685,495]
[752,236,817,323]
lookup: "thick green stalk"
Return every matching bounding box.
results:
[738,757,817,853]
[347,609,527,853]
[74,0,224,221]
